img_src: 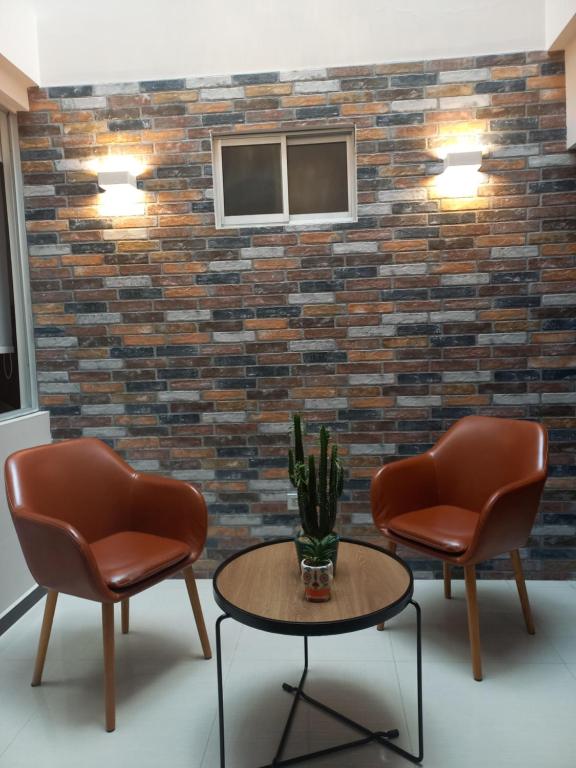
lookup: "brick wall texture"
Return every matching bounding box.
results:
[19,50,576,578]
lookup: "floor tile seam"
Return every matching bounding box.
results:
[0,705,41,761]
[387,607,419,754]
[529,622,574,665]
[197,708,219,768]
[553,642,576,680]
[391,655,416,755]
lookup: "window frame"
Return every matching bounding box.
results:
[0,110,38,423]
[213,129,357,229]
[214,133,289,227]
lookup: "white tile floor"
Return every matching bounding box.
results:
[0,578,575,768]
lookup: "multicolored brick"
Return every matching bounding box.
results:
[19,50,576,578]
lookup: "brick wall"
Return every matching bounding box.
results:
[19,50,576,578]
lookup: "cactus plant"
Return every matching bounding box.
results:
[288,414,344,542]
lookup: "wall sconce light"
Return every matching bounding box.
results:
[437,148,484,198]
[97,170,138,193]
[91,157,145,215]
[443,150,483,173]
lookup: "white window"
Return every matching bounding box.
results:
[213,130,356,228]
[0,110,38,421]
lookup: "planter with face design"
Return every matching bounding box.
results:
[301,559,333,602]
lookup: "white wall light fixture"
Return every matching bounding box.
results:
[437,148,484,197]
[97,170,138,193]
[96,168,142,216]
[443,150,483,173]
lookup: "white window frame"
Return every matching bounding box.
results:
[213,129,357,229]
[0,110,38,422]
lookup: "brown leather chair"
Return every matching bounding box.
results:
[4,437,212,731]
[371,415,548,681]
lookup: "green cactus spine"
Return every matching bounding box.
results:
[289,414,344,540]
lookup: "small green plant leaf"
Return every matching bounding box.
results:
[301,533,338,566]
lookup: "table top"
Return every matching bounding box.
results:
[213,537,413,636]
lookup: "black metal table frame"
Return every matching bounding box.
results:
[213,539,423,767]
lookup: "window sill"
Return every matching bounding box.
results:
[216,215,357,231]
[0,407,42,425]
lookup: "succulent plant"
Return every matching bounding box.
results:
[301,533,339,567]
[288,414,344,539]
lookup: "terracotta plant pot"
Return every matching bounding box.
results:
[301,559,333,602]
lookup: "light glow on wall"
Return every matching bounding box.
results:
[435,144,485,198]
[88,155,147,216]
[88,155,147,177]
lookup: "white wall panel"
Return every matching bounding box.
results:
[0,411,51,616]
[35,0,546,86]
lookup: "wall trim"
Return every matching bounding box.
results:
[0,54,34,112]
[0,585,45,637]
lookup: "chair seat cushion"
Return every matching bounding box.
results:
[388,505,479,554]
[91,531,191,589]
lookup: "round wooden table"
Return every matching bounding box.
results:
[213,538,423,767]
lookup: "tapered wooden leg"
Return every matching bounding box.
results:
[121,598,129,634]
[510,549,535,635]
[464,565,482,681]
[443,562,452,599]
[31,591,58,687]
[102,603,115,732]
[183,566,212,659]
[377,541,398,631]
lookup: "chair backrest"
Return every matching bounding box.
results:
[5,438,134,542]
[431,416,548,513]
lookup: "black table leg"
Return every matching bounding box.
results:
[271,599,423,767]
[216,600,423,767]
[272,637,309,764]
[413,599,424,763]
[216,613,230,768]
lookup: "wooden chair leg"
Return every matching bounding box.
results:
[31,590,58,687]
[183,566,212,659]
[443,562,452,599]
[510,549,535,635]
[102,603,116,732]
[121,598,129,634]
[377,541,398,631]
[464,565,482,681]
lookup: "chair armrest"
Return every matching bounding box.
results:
[371,453,438,529]
[466,473,547,563]
[12,510,113,602]
[129,473,208,554]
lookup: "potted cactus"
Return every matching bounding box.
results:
[288,414,344,570]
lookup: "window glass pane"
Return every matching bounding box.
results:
[0,162,20,414]
[287,141,349,215]
[222,143,283,216]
